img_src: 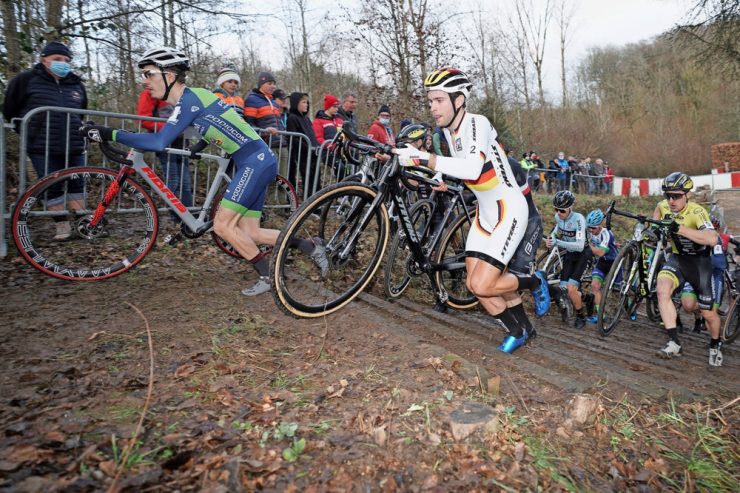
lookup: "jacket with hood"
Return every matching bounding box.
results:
[286,92,318,146]
[312,110,342,145]
[3,62,87,154]
[367,119,395,146]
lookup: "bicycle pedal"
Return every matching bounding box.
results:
[164,233,183,246]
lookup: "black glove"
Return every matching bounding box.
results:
[79,124,114,142]
[662,220,680,233]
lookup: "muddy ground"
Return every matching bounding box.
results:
[0,235,738,492]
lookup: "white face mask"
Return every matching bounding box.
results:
[379,117,390,126]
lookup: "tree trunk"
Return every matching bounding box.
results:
[45,0,65,39]
[1,0,21,76]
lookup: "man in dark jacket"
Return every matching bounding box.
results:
[336,91,358,133]
[3,41,88,240]
[244,71,284,147]
[286,92,321,195]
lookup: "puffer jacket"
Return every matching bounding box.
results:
[3,63,87,154]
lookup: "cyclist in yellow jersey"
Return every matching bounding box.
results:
[652,172,722,366]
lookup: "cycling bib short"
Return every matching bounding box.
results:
[507,156,543,276]
[659,254,714,309]
[433,112,527,270]
[114,87,275,217]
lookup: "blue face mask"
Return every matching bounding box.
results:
[49,61,71,78]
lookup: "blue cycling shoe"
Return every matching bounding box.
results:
[498,331,528,354]
[586,314,598,324]
[531,270,552,317]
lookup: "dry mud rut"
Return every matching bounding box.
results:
[0,242,738,492]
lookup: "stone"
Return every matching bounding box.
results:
[447,401,498,441]
[564,394,600,429]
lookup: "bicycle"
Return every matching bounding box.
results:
[719,238,740,343]
[12,140,297,280]
[535,236,594,321]
[383,177,476,307]
[595,201,671,336]
[268,127,476,318]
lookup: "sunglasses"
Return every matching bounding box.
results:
[588,226,600,231]
[141,70,170,80]
[554,207,569,213]
[664,193,686,201]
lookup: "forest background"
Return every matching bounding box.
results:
[0,0,738,177]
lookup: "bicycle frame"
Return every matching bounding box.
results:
[93,143,230,237]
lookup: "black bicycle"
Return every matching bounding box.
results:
[268,128,476,318]
[720,237,740,343]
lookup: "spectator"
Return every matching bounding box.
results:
[244,71,283,144]
[273,88,288,130]
[530,152,543,192]
[336,91,359,132]
[556,151,569,191]
[580,157,592,194]
[603,164,614,194]
[591,158,605,194]
[137,87,193,225]
[286,91,320,195]
[313,94,342,145]
[367,104,396,146]
[546,159,558,193]
[2,41,88,240]
[213,64,245,117]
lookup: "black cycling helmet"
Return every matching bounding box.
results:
[662,172,693,193]
[710,215,721,230]
[553,190,575,209]
[397,124,429,144]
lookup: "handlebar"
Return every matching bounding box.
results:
[99,140,132,165]
[605,200,667,229]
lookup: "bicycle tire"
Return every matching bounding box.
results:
[644,249,666,323]
[270,182,390,318]
[722,295,740,344]
[536,249,562,285]
[597,242,638,337]
[12,167,158,280]
[211,174,299,258]
[383,199,434,299]
[434,213,478,310]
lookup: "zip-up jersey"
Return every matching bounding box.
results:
[589,227,618,261]
[552,211,586,253]
[113,87,266,160]
[433,112,527,229]
[656,199,714,256]
[507,155,538,218]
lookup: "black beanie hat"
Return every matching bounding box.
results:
[378,104,391,115]
[41,41,72,59]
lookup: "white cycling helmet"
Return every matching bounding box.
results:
[423,68,472,99]
[137,47,190,70]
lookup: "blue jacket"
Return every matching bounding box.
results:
[3,63,88,155]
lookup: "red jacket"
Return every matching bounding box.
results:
[312,110,343,145]
[367,120,395,146]
[136,89,173,132]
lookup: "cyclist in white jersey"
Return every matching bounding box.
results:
[393,68,550,353]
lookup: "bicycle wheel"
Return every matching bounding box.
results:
[597,242,639,336]
[12,167,158,280]
[434,213,477,309]
[644,249,666,322]
[383,199,434,299]
[211,175,299,258]
[722,295,740,344]
[270,182,390,318]
[536,249,562,285]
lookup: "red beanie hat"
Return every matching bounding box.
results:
[323,94,339,110]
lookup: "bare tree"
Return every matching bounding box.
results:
[514,0,553,109]
[556,0,578,107]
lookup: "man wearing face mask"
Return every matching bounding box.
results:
[3,41,88,240]
[367,104,396,146]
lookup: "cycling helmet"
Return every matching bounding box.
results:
[553,190,575,209]
[397,124,429,144]
[137,47,190,70]
[661,172,693,193]
[711,215,721,230]
[424,68,472,99]
[586,209,605,227]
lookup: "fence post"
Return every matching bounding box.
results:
[0,121,6,257]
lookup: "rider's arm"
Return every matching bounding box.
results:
[113,96,195,152]
[652,204,662,221]
[589,231,608,257]
[678,226,718,246]
[428,153,484,181]
[556,215,586,252]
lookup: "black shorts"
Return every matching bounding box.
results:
[560,249,593,288]
[509,213,543,276]
[658,254,714,310]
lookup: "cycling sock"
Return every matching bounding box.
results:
[288,237,315,253]
[710,338,721,348]
[576,307,585,317]
[495,309,523,338]
[666,328,680,344]
[517,275,539,291]
[509,303,533,334]
[249,254,269,276]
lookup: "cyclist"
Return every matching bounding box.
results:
[584,209,618,324]
[652,172,721,365]
[393,67,550,354]
[79,47,327,296]
[545,191,593,329]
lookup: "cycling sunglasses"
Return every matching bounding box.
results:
[554,207,569,213]
[664,192,686,201]
[141,70,171,80]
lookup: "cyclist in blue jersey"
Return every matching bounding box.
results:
[545,191,593,328]
[80,47,327,296]
[584,209,618,324]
